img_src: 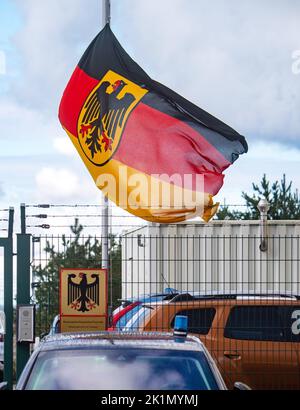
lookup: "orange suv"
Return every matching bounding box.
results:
[123,293,300,390]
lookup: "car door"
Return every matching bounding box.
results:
[278,305,300,387]
[169,305,224,356]
[219,304,300,390]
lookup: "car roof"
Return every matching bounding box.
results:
[40,331,205,352]
[135,294,300,314]
[144,292,300,305]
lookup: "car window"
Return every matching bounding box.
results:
[25,348,220,390]
[224,306,296,341]
[278,306,300,342]
[170,308,216,335]
[116,305,141,329]
[116,296,165,329]
[122,307,152,331]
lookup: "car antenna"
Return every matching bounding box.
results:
[160,272,174,294]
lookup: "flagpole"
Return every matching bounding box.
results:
[102,0,111,26]
[101,0,110,271]
[101,0,111,324]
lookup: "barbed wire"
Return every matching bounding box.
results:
[26,222,300,230]
[27,214,228,219]
[27,214,146,218]
[26,204,103,208]
[24,203,251,226]
[26,224,146,229]
[25,203,250,209]
[0,209,9,233]
[22,203,256,231]
[25,219,300,231]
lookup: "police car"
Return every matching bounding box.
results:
[14,316,244,390]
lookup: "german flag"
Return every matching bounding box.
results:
[59,24,247,223]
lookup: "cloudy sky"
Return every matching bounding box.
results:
[0,0,299,234]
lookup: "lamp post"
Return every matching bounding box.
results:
[257,198,270,252]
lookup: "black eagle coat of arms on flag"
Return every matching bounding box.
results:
[80,79,135,161]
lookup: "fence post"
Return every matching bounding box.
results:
[2,207,14,389]
[16,203,31,379]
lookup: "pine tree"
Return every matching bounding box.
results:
[217,174,300,220]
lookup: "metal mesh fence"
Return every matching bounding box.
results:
[28,214,300,390]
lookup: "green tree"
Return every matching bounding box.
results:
[217,174,300,220]
[33,219,121,335]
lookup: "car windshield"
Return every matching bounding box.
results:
[25,347,219,390]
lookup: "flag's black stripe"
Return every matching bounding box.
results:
[141,92,246,164]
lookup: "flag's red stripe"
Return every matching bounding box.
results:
[58,66,98,137]
[115,102,230,195]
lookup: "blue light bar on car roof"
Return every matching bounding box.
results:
[164,288,178,294]
[173,315,188,343]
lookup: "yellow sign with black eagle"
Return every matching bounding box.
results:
[60,268,107,333]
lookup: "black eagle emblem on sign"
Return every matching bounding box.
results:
[68,272,99,312]
[79,79,135,159]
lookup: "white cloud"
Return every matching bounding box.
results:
[53,137,75,156]
[34,165,101,205]
[35,167,81,201]
[217,141,300,204]
[0,99,64,156]
[247,141,300,162]
[12,0,100,111]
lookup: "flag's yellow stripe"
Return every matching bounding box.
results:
[66,129,219,223]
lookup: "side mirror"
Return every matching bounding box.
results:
[234,381,251,390]
[0,381,8,390]
[33,336,40,350]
